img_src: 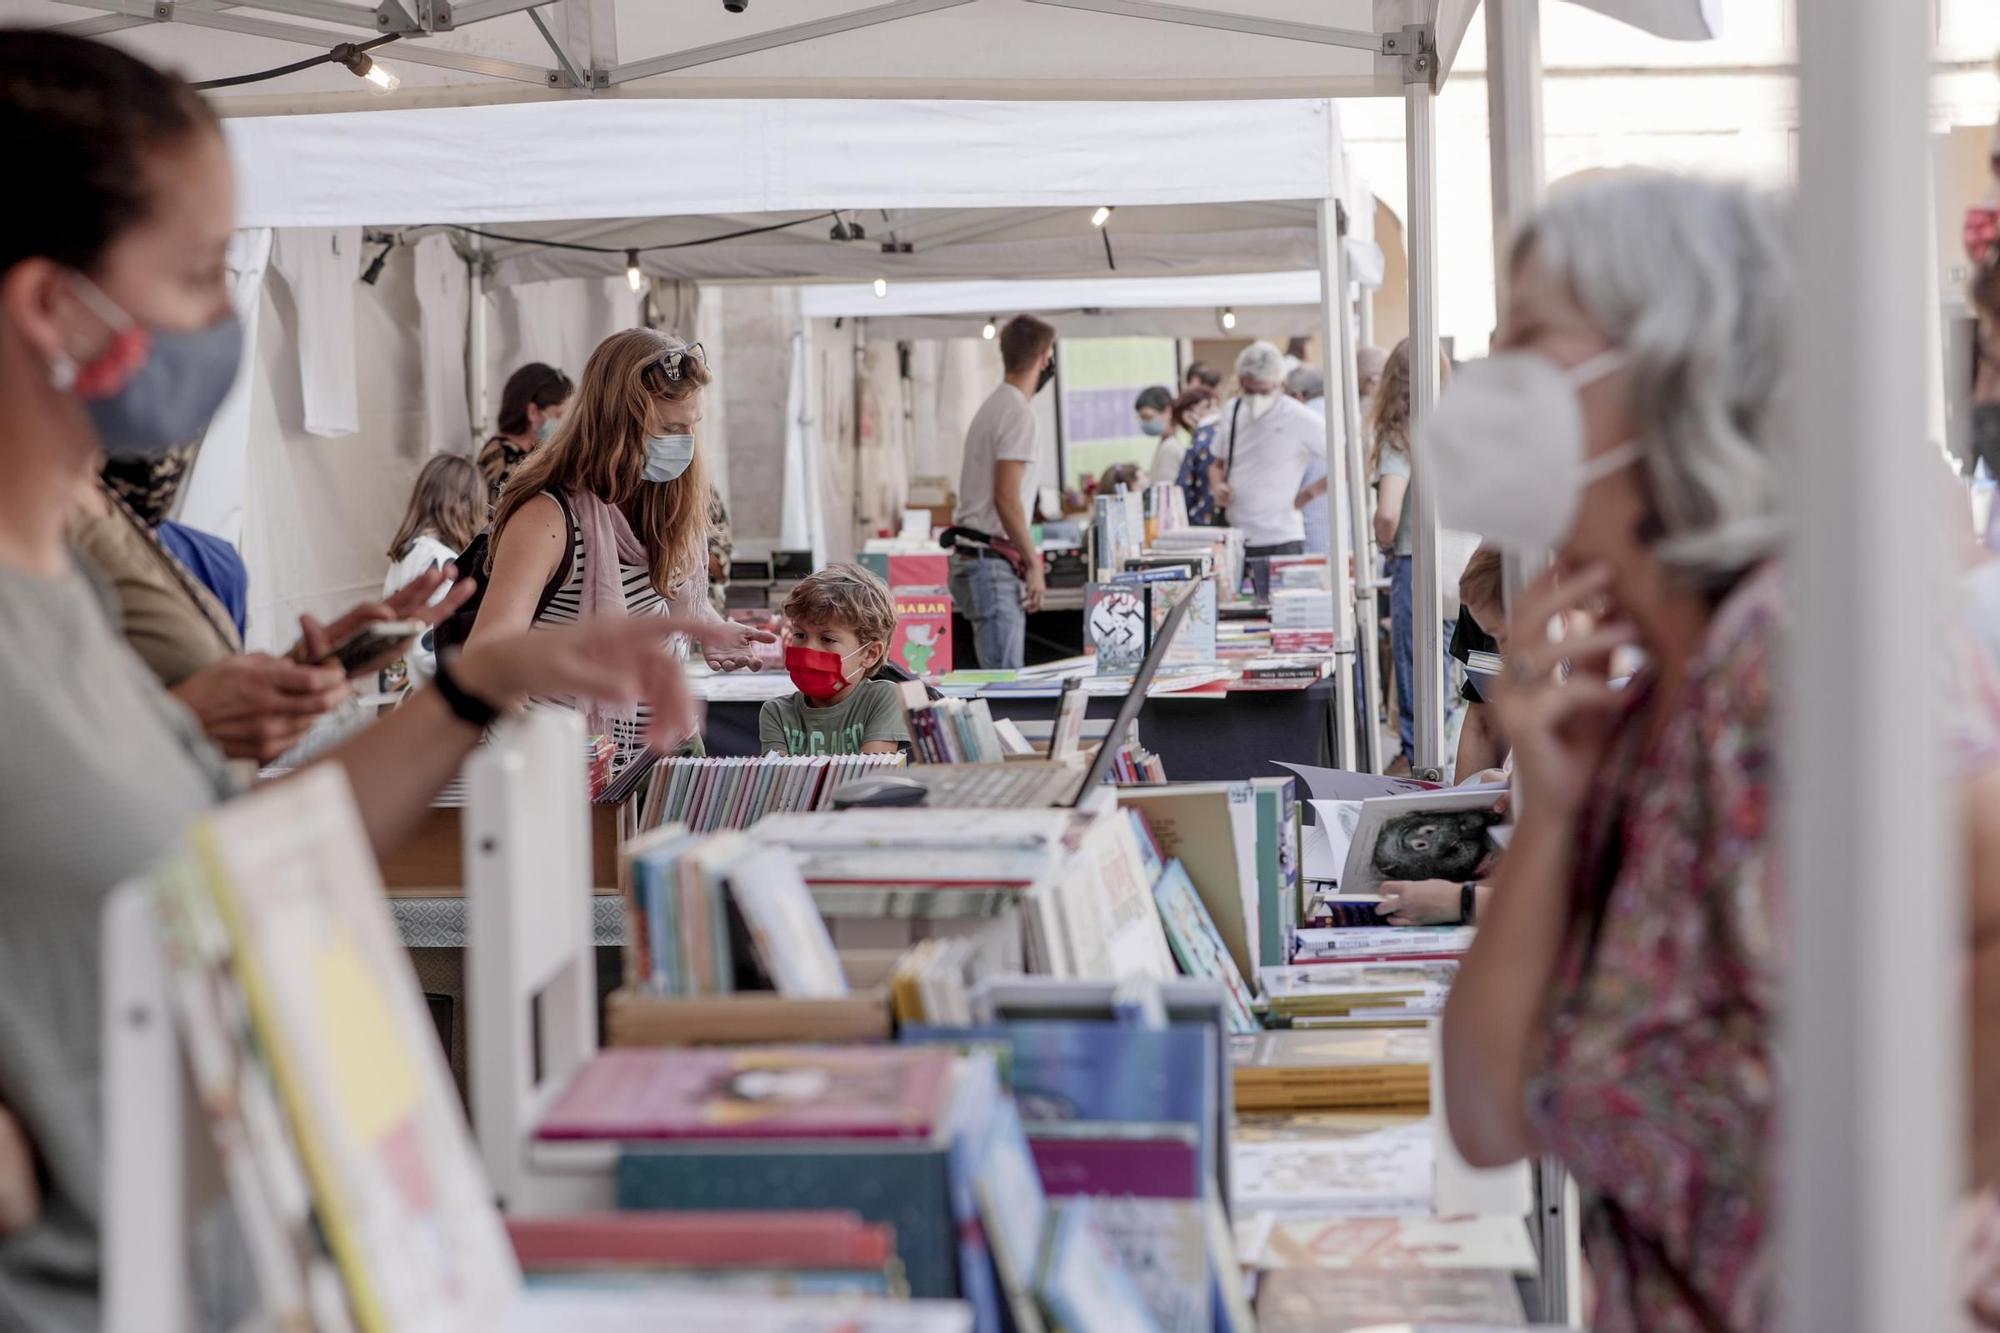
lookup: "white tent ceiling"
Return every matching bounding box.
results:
[15,0,1477,113]
[219,96,1359,288]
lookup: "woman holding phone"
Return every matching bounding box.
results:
[0,31,738,1328]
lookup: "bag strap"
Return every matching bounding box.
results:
[531,489,578,620]
[1224,398,1244,474]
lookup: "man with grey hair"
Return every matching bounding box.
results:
[1285,364,1332,555]
[1208,341,1327,557]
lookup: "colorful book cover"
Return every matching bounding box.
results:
[189,768,520,1333]
[1148,578,1218,665]
[1249,777,1299,967]
[539,1047,958,1142]
[863,551,951,589]
[1086,583,1149,674]
[974,1099,1051,1333]
[1037,1197,1164,1333]
[891,589,954,677]
[617,1142,960,1300]
[1028,1124,1201,1200]
[1150,860,1259,1035]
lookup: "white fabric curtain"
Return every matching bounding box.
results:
[179,227,274,545]
[780,330,816,558]
[268,227,362,437]
[411,234,473,456]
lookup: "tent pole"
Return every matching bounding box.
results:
[1484,0,1546,612]
[1404,72,1445,779]
[1786,1,1954,1330]
[466,236,489,442]
[1318,194,1359,771]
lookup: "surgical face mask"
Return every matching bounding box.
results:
[536,414,561,443]
[1420,348,1636,552]
[785,642,869,701]
[643,432,696,483]
[1138,416,1167,438]
[1244,390,1278,421]
[54,275,243,458]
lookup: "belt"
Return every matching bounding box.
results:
[952,544,1014,563]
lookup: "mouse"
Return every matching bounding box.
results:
[830,776,929,809]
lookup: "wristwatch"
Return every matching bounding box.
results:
[1460,882,1479,927]
[432,652,503,731]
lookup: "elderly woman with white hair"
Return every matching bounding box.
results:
[1206,340,1327,558]
[1429,173,1802,1332]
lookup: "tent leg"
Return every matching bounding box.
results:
[1318,195,1362,772]
[1404,74,1446,780]
[1786,1,1955,1330]
[466,238,489,440]
[1484,0,1546,612]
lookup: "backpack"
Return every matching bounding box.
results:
[431,489,577,655]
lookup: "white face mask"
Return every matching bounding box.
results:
[1419,348,1635,551]
[1243,390,1279,420]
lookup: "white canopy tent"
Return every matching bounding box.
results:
[199,92,1388,769]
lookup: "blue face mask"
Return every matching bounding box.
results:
[643,433,696,483]
[536,415,560,443]
[62,276,243,458]
[1138,417,1167,438]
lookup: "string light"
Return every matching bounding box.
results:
[982,318,997,340]
[1220,307,1237,331]
[626,250,644,293]
[1090,205,1114,228]
[333,45,400,93]
[359,59,400,92]
[873,277,889,298]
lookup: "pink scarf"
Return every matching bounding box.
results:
[568,489,654,733]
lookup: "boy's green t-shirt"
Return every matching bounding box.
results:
[758,677,911,755]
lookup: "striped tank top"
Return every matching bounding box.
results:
[529,490,700,775]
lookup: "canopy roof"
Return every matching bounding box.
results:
[221,96,1362,289]
[24,0,1476,114]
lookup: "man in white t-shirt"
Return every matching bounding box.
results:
[949,314,1056,670]
[1208,341,1327,558]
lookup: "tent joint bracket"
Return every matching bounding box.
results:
[1389,21,1436,85]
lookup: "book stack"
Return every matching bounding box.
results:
[639,754,906,832]
[902,694,1010,763]
[538,1046,1002,1309]
[506,1210,905,1297]
[1292,925,1476,962]
[1254,1266,1526,1332]
[1118,778,1301,986]
[901,1020,1224,1333]
[1145,481,1190,534]
[1230,1029,1433,1111]
[1149,526,1246,604]
[1269,587,1337,654]
[621,829,847,999]
[1090,490,1147,580]
[1234,655,1331,690]
[1256,961,1460,1026]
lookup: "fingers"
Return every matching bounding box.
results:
[1509,563,1613,651]
[386,566,450,616]
[1507,626,1636,686]
[295,615,333,665]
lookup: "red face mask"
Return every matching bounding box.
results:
[785,643,866,702]
[1968,205,2000,268]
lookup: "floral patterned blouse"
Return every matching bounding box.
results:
[1526,562,1785,1333]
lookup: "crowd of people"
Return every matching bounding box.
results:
[9,21,2000,1333]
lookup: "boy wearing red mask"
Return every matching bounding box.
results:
[760,564,911,756]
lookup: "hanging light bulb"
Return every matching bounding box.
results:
[982,318,997,341]
[1090,205,1114,228]
[1220,307,1237,331]
[873,277,889,298]
[335,45,401,94]
[626,250,644,294]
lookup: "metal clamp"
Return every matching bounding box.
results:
[1384,21,1435,86]
[376,0,450,32]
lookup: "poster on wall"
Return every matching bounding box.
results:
[1059,337,1182,490]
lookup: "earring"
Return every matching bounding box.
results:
[47,350,77,393]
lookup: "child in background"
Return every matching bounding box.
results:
[760,564,912,756]
[381,454,484,690]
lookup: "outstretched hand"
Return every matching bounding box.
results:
[456,613,761,749]
[702,618,780,673]
[293,565,478,680]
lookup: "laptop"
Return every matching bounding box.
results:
[886,584,1198,810]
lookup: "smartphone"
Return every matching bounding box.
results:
[317,620,427,673]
